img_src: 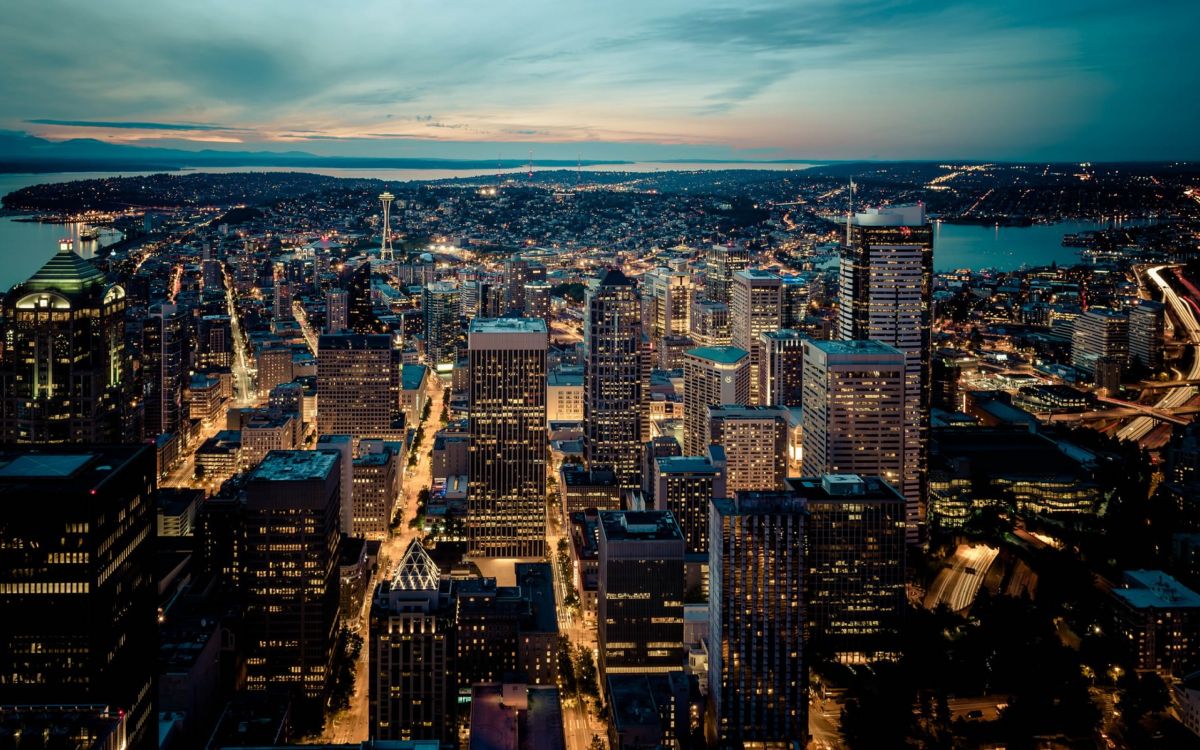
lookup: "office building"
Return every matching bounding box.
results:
[318,333,403,444]
[652,450,727,560]
[468,318,548,557]
[468,684,566,750]
[597,511,686,679]
[839,204,933,543]
[709,492,807,746]
[326,288,350,333]
[708,405,788,493]
[729,269,782,405]
[424,281,461,369]
[197,314,233,368]
[256,343,294,394]
[241,451,342,704]
[369,540,451,741]
[682,346,749,455]
[704,244,749,305]
[606,672,692,750]
[644,266,693,345]
[547,364,585,422]
[0,446,157,750]
[524,280,552,323]
[1109,570,1200,675]
[760,329,807,407]
[1072,307,1130,376]
[1130,299,1166,371]
[780,275,810,328]
[353,441,399,539]
[142,302,187,437]
[585,269,647,489]
[0,242,132,443]
[346,261,379,334]
[793,474,907,662]
[690,300,730,346]
[802,339,914,540]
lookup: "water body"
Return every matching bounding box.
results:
[932,218,1151,272]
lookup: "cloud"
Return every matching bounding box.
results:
[26,118,240,131]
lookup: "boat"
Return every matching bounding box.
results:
[79,225,101,242]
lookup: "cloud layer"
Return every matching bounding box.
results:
[1,0,1195,160]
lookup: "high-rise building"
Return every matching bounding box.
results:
[256,343,293,394]
[468,318,548,557]
[317,333,403,445]
[524,280,552,324]
[780,275,810,328]
[503,257,545,315]
[142,302,186,438]
[585,269,646,490]
[652,449,727,564]
[326,288,349,333]
[793,474,907,663]
[0,446,157,750]
[839,204,932,542]
[346,261,379,334]
[760,329,807,407]
[1072,307,1130,376]
[704,244,749,305]
[353,441,399,539]
[644,266,693,346]
[730,269,782,405]
[0,243,132,443]
[597,511,686,679]
[690,300,730,346]
[682,346,749,455]
[197,314,233,368]
[708,405,788,493]
[1129,299,1166,372]
[802,339,912,536]
[241,450,342,704]
[369,539,450,741]
[424,281,461,369]
[709,491,807,746]
[272,261,293,321]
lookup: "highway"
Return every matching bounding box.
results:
[925,544,1000,612]
[1118,265,1200,442]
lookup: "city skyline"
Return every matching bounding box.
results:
[1,0,1197,163]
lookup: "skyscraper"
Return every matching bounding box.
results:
[369,539,450,741]
[839,204,932,542]
[585,269,646,490]
[468,318,548,557]
[682,346,749,456]
[424,281,461,369]
[644,265,693,347]
[729,269,782,405]
[317,333,403,445]
[524,280,552,324]
[793,474,907,663]
[704,244,749,305]
[0,446,158,750]
[708,404,788,493]
[142,302,186,438]
[346,261,379,334]
[326,288,349,333]
[241,450,342,705]
[1129,299,1166,372]
[597,510,685,679]
[760,329,807,407]
[709,491,807,746]
[802,340,911,535]
[1072,307,1130,376]
[0,243,131,443]
[652,449,727,592]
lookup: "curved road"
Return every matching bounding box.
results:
[1118,265,1200,442]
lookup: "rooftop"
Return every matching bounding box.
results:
[734,268,781,281]
[18,244,108,295]
[317,332,392,350]
[685,345,748,365]
[713,491,808,516]
[806,339,904,357]
[1114,570,1200,610]
[401,363,429,391]
[599,510,684,542]
[0,445,150,494]
[656,455,719,475]
[469,317,548,334]
[786,474,904,502]
[249,450,338,483]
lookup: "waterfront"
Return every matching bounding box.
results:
[932,218,1152,272]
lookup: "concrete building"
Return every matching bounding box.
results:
[760,329,807,408]
[1071,307,1129,376]
[468,683,565,750]
[326,288,349,333]
[729,269,782,405]
[547,364,585,423]
[597,511,686,679]
[468,318,548,558]
[424,281,461,369]
[1129,299,1166,372]
[704,244,749,306]
[1109,570,1200,675]
[708,404,788,493]
[682,346,749,456]
[353,441,399,540]
[802,339,914,540]
[318,333,404,445]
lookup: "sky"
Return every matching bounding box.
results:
[0,0,1196,162]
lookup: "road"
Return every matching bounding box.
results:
[925,544,1000,612]
[1118,265,1200,442]
[223,262,256,405]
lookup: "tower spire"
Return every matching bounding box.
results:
[379,190,395,261]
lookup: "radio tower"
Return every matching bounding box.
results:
[379,190,395,261]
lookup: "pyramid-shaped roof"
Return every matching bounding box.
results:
[391,538,440,591]
[22,244,106,294]
[598,267,634,287]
